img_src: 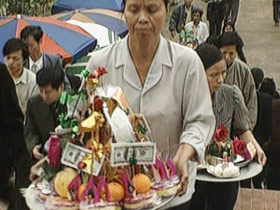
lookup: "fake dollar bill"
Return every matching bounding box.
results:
[110,142,156,167]
[61,142,104,176]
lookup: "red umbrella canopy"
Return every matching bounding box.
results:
[0,15,97,63]
[50,8,128,38]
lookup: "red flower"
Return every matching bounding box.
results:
[48,136,62,169]
[92,66,107,79]
[214,124,228,142]
[93,96,103,111]
[232,137,247,156]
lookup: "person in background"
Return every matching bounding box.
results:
[169,0,197,38]
[20,25,62,73]
[260,77,280,99]
[273,0,280,27]
[219,31,257,129]
[0,63,32,210]
[3,38,38,116]
[190,43,266,210]
[223,22,235,33]
[87,0,216,209]
[206,0,225,35]
[185,7,209,45]
[25,65,81,161]
[224,0,240,29]
[266,97,280,189]
[240,68,272,189]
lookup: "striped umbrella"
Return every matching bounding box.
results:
[0,15,97,64]
[50,9,128,38]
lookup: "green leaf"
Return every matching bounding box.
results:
[41,160,56,181]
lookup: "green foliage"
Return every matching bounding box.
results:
[0,0,54,16]
[41,160,56,181]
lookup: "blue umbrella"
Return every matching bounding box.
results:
[0,15,97,63]
[51,0,124,14]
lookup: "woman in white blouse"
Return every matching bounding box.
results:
[86,0,215,209]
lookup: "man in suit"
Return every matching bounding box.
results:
[25,65,81,160]
[0,63,31,210]
[20,25,62,73]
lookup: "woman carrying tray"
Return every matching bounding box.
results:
[86,0,216,209]
[189,43,266,210]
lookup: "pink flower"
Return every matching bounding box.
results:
[214,124,229,142]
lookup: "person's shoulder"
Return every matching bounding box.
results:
[44,52,61,60]
[28,94,43,105]
[233,58,250,71]
[90,39,121,58]
[24,68,36,79]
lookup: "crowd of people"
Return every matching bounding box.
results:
[0,0,279,210]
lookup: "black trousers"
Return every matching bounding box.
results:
[224,0,240,27]
[0,143,32,210]
[273,0,280,24]
[207,2,225,35]
[189,181,239,210]
[167,200,191,210]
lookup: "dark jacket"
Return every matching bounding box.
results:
[24,74,81,155]
[169,3,197,33]
[0,63,25,148]
[24,52,62,70]
[253,91,273,149]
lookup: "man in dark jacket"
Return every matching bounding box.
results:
[20,25,62,73]
[25,65,81,160]
[169,0,196,38]
[0,63,31,210]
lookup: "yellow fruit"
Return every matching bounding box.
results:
[132,173,151,194]
[54,168,77,198]
[108,182,125,202]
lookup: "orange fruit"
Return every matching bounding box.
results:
[132,173,151,194]
[108,182,125,202]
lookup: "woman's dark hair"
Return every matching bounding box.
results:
[219,31,247,63]
[196,43,223,71]
[122,0,169,11]
[36,66,65,89]
[3,38,29,61]
[206,35,220,48]
[251,67,264,89]
[222,22,235,33]
[20,25,44,43]
[260,78,277,98]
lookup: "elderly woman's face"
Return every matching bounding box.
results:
[124,0,166,40]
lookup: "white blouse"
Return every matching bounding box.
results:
[86,35,215,208]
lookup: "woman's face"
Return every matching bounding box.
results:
[124,0,167,41]
[206,59,227,94]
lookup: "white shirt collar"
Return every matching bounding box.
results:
[29,53,43,73]
[14,67,29,85]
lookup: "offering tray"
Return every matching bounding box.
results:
[196,161,262,182]
[24,183,175,210]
